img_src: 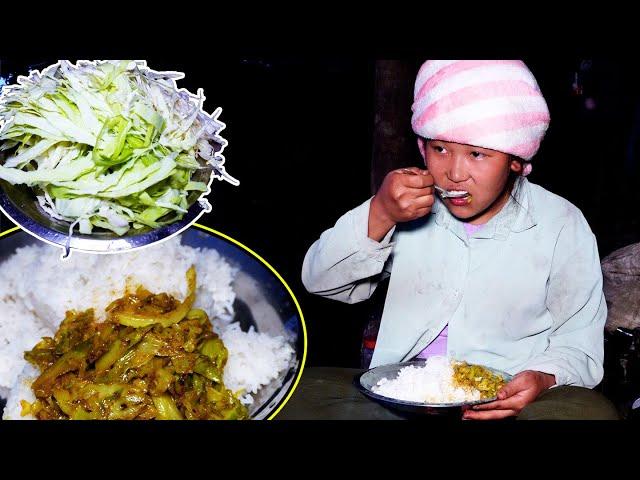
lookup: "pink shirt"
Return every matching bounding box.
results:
[416,222,485,360]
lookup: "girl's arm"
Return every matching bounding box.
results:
[520,220,607,389]
[301,197,395,304]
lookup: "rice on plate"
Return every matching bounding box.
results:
[0,233,297,419]
[372,356,505,404]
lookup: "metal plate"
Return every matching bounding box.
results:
[355,360,513,416]
[0,150,217,254]
[0,228,304,420]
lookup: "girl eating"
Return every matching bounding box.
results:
[299,60,618,420]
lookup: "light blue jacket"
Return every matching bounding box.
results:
[302,178,606,388]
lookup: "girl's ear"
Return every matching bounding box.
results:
[509,157,523,175]
[417,137,427,165]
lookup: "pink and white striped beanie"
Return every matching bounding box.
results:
[411,60,550,176]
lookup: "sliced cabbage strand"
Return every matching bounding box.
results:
[0,60,235,236]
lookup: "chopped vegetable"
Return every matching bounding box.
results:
[21,267,248,420]
[452,361,507,399]
[109,266,196,328]
[0,60,237,236]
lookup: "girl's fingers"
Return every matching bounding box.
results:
[463,409,518,420]
[472,400,509,411]
[412,207,431,218]
[412,194,435,209]
[398,171,434,189]
[398,167,429,176]
[415,186,434,196]
[472,395,523,412]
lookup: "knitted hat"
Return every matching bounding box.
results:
[411,60,550,175]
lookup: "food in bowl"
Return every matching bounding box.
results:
[0,60,236,237]
[20,268,251,420]
[0,235,297,419]
[372,356,507,404]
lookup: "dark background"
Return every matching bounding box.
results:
[1,56,639,369]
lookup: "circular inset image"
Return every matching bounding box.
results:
[0,225,306,420]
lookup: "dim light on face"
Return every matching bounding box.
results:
[418,138,522,225]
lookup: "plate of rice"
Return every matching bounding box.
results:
[355,356,513,416]
[0,227,305,420]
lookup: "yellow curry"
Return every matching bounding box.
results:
[452,361,507,399]
[21,266,248,420]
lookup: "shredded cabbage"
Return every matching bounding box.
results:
[0,60,237,235]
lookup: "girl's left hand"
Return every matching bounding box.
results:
[461,370,556,420]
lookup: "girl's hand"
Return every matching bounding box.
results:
[461,370,556,420]
[368,167,435,241]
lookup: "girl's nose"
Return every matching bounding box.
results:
[448,154,469,183]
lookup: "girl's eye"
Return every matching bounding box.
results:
[470,151,485,158]
[432,145,446,154]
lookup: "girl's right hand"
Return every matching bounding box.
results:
[368,167,435,241]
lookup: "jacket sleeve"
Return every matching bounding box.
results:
[301,197,395,304]
[519,216,607,388]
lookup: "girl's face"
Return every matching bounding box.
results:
[418,138,523,225]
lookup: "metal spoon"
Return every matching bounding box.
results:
[399,169,469,199]
[433,185,469,199]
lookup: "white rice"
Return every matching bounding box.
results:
[372,356,481,403]
[221,323,295,404]
[3,364,38,420]
[0,236,295,419]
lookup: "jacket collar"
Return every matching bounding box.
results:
[432,177,537,242]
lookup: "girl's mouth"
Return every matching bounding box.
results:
[448,194,472,206]
[434,185,472,205]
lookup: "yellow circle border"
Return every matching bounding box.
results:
[0,226,20,239]
[0,223,307,421]
[192,223,307,420]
